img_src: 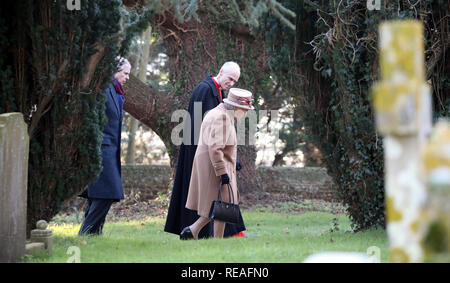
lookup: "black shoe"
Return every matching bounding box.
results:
[180,227,194,240]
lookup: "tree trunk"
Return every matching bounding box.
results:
[123,74,174,162]
[125,117,139,164]
[126,26,152,164]
[124,11,268,193]
[0,0,151,234]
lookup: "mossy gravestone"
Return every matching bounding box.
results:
[0,113,29,263]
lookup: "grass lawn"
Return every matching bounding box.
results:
[23,208,388,263]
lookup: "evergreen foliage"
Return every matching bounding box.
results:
[0,0,151,233]
[127,0,448,231]
[262,0,449,231]
[1,0,447,233]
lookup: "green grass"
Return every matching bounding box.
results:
[23,210,388,263]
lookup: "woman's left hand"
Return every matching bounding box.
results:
[236,160,242,171]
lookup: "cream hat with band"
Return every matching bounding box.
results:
[223,88,254,110]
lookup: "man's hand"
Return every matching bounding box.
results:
[221,174,230,184]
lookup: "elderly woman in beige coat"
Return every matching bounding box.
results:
[180,88,254,239]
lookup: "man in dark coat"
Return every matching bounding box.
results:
[78,57,131,235]
[164,62,246,239]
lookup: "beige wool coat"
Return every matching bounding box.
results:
[186,103,239,218]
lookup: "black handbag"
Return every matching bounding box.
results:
[208,181,241,224]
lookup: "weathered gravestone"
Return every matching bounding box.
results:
[304,19,442,263]
[0,113,29,263]
[372,20,450,263]
[372,20,432,263]
[25,220,53,256]
[422,121,450,262]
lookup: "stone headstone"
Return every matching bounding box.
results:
[30,220,53,254]
[422,120,450,262]
[24,242,45,255]
[372,20,431,263]
[0,113,29,263]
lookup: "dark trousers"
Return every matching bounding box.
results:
[78,198,114,235]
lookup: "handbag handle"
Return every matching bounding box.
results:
[218,181,237,204]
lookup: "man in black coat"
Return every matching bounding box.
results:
[164,62,246,239]
[78,57,131,235]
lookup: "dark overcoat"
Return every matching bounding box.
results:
[83,83,125,200]
[164,76,246,238]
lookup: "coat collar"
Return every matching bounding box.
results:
[217,103,236,122]
[204,76,224,104]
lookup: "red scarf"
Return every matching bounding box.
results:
[211,77,222,101]
[113,79,124,95]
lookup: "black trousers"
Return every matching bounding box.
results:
[78,198,114,235]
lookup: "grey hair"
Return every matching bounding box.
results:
[220,61,240,74]
[224,103,235,110]
[116,56,131,72]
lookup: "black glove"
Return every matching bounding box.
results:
[221,174,230,184]
[236,160,242,171]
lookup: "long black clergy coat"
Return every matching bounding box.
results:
[81,84,125,201]
[164,76,246,238]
